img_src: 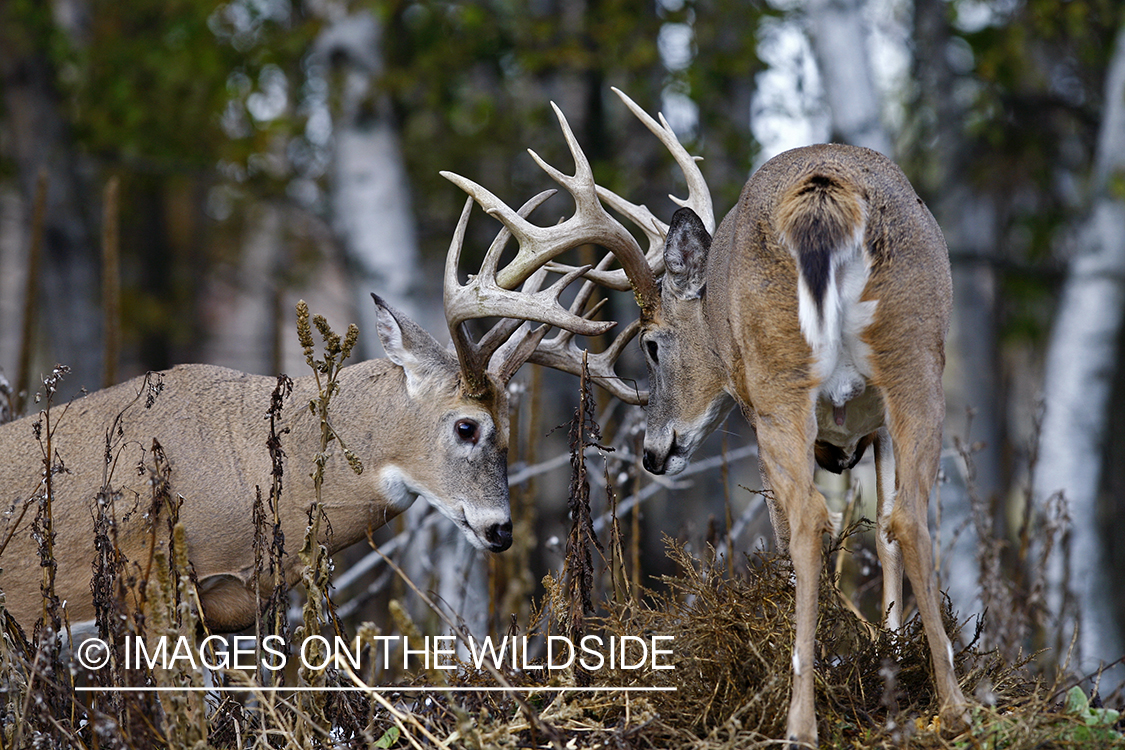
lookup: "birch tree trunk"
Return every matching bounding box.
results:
[314,11,491,637]
[1032,23,1125,687]
[316,12,426,339]
[804,0,892,155]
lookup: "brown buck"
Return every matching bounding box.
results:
[0,200,613,635]
[445,89,970,746]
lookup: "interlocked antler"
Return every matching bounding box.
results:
[442,88,711,404]
[443,191,615,398]
[529,252,648,405]
[441,96,661,316]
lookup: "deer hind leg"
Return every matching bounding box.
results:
[882,387,970,730]
[756,409,831,748]
[757,450,791,558]
[873,426,904,631]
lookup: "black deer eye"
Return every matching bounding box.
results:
[645,339,659,365]
[455,418,480,445]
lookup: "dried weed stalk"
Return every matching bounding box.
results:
[562,353,606,657]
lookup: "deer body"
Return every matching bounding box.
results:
[0,297,524,634]
[640,144,967,745]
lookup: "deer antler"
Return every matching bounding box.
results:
[441,98,661,317]
[441,89,710,404]
[542,88,715,292]
[443,193,615,398]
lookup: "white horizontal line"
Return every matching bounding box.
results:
[76,686,676,693]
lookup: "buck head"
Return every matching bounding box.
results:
[372,294,513,552]
[382,176,625,553]
[640,208,733,476]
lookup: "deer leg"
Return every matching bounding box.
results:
[756,410,831,749]
[873,426,904,631]
[883,390,970,730]
[758,454,791,557]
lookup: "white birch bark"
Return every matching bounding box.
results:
[316,12,427,341]
[1032,24,1125,686]
[804,0,893,155]
[314,11,490,638]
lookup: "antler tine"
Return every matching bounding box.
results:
[545,191,669,290]
[611,87,715,234]
[485,248,612,357]
[516,91,709,293]
[444,193,617,395]
[461,190,557,360]
[519,103,662,313]
[528,318,647,405]
[524,259,645,404]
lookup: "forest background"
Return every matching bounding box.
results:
[1,0,1124,699]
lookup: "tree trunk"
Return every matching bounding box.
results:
[804,0,892,155]
[199,202,283,375]
[0,7,101,399]
[316,11,426,340]
[908,0,1006,626]
[804,0,994,620]
[314,11,494,636]
[0,186,28,384]
[1032,23,1125,687]
[1030,23,1125,688]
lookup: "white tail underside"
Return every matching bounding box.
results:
[793,229,877,407]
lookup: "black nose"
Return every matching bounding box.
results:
[642,449,663,475]
[486,521,513,552]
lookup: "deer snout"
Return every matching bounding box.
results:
[485,520,513,552]
[642,430,679,475]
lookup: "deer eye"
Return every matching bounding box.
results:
[455,418,480,445]
[645,339,659,365]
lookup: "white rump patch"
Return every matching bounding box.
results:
[794,228,877,406]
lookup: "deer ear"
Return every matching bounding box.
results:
[372,294,456,395]
[663,207,710,300]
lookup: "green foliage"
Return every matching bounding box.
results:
[379,0,769,264]
[59,0,320,173]
[372,724,401,748]
[1061,686,1122,744]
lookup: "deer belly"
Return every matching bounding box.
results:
[813,386,884,473]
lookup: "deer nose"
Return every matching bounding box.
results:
[485,521,513,552]
[642,448,665,475]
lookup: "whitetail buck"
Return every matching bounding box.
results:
[445,89,971,746]
[0,202,614,635]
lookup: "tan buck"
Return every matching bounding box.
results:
[445,89,970,746]
[0,203,613,635]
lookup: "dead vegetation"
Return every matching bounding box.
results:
[0,316,1122,749]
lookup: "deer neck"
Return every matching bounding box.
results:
[276,359,420,561]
